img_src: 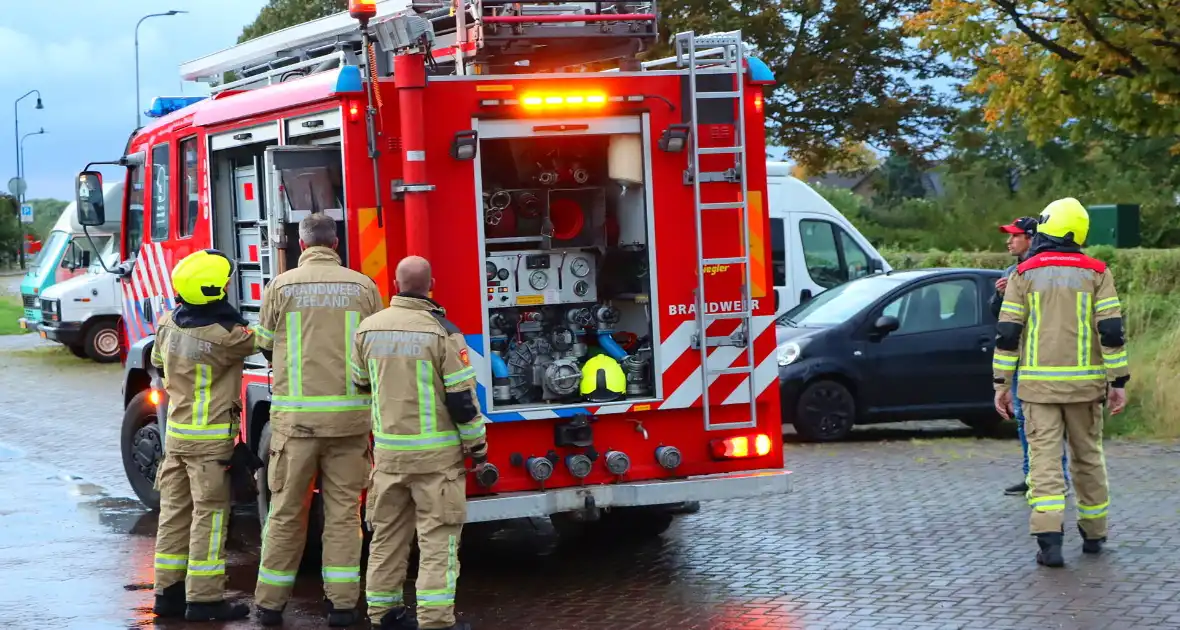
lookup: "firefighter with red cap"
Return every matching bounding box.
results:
[993,198,1129,568]
[150,249,256,622]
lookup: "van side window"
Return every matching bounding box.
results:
[839,228,870,280]
[126,165,145,257]
[150,143,171,240]
[770,217,786,286]
[179,138,199,237]
[799,219,843,289]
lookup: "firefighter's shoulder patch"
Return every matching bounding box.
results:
[458,347,470,366]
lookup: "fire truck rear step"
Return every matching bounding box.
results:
[678,31,758,431]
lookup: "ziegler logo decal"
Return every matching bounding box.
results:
[702,264,732,276]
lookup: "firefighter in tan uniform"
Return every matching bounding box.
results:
[252,213,384,627]
[354,256,488,630]
[150,249,255,622]
[993,198,1130,568]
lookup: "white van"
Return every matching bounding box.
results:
[36,237,123,362]
[766,162,891,314]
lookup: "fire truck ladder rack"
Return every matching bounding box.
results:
[678,30,758,432]
[181,0,659,90]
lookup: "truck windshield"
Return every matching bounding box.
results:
[28,231,69,279]
[778,274,906,327]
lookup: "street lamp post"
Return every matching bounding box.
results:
[13,89,43,270]
[136,10,188,129]
[20,129,46,194]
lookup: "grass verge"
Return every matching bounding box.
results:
[0,295,30,336]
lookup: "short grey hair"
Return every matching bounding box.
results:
[299,212,338,248]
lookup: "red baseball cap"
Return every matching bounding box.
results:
[999,217,1037,236]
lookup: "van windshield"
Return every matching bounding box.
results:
[778,274,906,327]
[28,231,69,280]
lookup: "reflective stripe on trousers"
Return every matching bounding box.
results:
[417,535,458,607]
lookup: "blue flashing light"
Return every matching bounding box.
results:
[745,56,775,84]
[144,96,207,119]
[333,65,364,94]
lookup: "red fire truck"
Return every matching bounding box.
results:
[74,0,789,542]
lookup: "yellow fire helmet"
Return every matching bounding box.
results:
[171,249,234,306]
[580,354,626,403]
[1038,197,1090,246]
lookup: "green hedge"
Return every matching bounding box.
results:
[884,247,1180,438]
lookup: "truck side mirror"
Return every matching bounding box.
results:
[76,171,105,227]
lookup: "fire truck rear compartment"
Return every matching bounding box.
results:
[476,122,657,412]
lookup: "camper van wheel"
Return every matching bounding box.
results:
[121,390,162,511]
[84,319,121,363]
[256,423,325,570]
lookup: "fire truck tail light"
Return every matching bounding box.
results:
[710,434,772,460]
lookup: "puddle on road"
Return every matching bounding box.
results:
[0,443,24,460]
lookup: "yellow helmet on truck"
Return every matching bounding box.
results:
[580,354,626,402]
[172,249,234,305]
[1038,198,1090,246]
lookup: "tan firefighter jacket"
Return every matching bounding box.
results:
[151,311,257,454]
[255,246,383,438]
[352,294,489,474]
[993,251,1131,404]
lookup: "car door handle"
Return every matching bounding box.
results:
[978,334,992,351]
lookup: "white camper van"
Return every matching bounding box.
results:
[766,162,890,314]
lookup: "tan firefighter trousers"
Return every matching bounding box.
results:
[255,432,371,611]
[153,446,233,603]
[365,467,467,629]
[1024,401,1110,538]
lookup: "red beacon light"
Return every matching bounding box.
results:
[349,0,378,22]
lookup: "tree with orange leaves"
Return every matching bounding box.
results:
[906,0,1180,146]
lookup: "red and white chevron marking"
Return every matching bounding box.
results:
[122,243,177,343]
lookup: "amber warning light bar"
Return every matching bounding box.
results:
[479,94,647,109]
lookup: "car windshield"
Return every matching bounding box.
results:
[778,274,909,327]
[29,231,69,280]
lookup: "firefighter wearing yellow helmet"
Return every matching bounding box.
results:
[992,198,1130,568]
[580,354,626,402]
[150,249,256,622]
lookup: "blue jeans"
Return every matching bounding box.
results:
[1013,374,1070,483]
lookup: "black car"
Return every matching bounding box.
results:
[776,268,1005,441]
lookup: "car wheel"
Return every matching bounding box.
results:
[794,379,856,442]
[68,344,88,359]
[121,390,162,511]
[84,320,121,363]
[256,422,324,570]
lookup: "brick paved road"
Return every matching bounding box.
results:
[1,314,1178,629]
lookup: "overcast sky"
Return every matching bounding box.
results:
[2,0,267,201]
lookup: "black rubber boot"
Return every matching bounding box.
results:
[1004,481,1028,496]
[1078,524,1106,554]
[377,607,420,630]
[185,600,251,622]
[152,583,186,618]
[328,604,359,628]
[1035,532,1065,568]
[256,604,285,626]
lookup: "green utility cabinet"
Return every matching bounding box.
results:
[1086,204,1140,248]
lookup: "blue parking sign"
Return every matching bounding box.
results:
[19,204,33,224]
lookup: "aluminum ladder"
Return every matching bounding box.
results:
[675,30,758,431]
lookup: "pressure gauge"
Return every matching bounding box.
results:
[574,280,590,297]
[497,268,510,281]
[485,261,497,281]
[569,256,591,278]
[529,270,549,290]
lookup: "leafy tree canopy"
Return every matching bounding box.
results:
[238,0,346,43]
[906,0,1180,146]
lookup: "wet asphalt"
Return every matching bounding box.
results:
[4,274,1180,630]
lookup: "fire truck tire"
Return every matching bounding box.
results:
[961,413,1005,436]
[551,506,676,541]
[83,319,121,363]
[255,422,325,570]
[793,379,856,442]
[121,390,162,511]
[68,344,88,359]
